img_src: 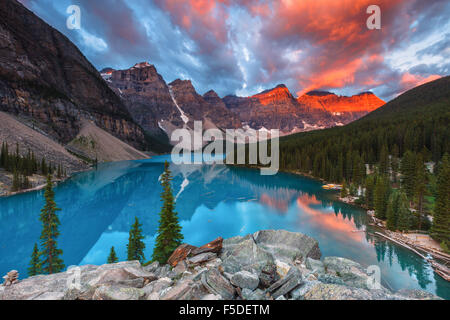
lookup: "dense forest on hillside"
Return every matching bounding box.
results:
[279,76,450,177]
[277,76,450,250]
[0,142,66,192]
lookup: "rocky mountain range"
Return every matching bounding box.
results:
[103,62,241,142]
[0,0,385,161]
[104,64,385,140]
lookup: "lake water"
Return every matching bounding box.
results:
[0,155,448,299]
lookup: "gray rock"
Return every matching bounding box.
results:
[290,280,321,300]
[323,257,370,289]
[267,267,302,299]
[144,277,173,300]
[201,268,235,300]
[187,252,217,265]
[303,283,395,300]
[220,237,275,275]
[143,261,160,273]
[395,289,442,300]
[191,268,208,282]
[221,234,253,254]
[202,293,222,300]
[92,284,146,300]
[88,267,153,288]
[172,260,188,276]
[241,288,266,300]
[317,274,345,285]
[305,258,325,274]
[230,271,259,290]
[160,280,206,300]
[275,295,286,300]
[258,264,279,288]
[253,230,321,263]
[155,264,172,278]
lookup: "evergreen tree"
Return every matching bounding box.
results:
[107,246,119,264]
[349,183,357,196]
[39,174,64,274]
[152,161,184,264]
[127,217,146,263]
[414,155,428,230]
[28,243,42,277]
[386,190,399,231]
[374,176,390,219]
[431,153,450,249]
[379,144,389,176]
[11,170,20,192]
[341,181,348,198]
[397,191,411,232]
[365,175,376,209]
[401,151,416,199]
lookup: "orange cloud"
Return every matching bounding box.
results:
[401,73,441,89]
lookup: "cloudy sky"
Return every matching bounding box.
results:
[19,0,450,101]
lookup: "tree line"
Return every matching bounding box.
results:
[28,161,184,276]
[0,141,66,192]
[278,97,449,251]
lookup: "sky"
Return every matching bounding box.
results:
[19,0,450,101]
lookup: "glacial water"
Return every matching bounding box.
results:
[0,155,448,299]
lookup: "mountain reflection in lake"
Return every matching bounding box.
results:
[0,156,448,299]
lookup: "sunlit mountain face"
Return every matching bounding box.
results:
[20,0,448,102]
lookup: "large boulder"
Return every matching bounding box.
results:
[230,271,259,290]
[323,257,370,289]
[253,230,321,263]
[220,236,275,275]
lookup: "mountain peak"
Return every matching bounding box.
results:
[203,90,220,99]
[306,90,335,97]
[298,90,385,113]
[357,91,375,96]
[100,67,115,74]
[132,61,153,69]
[169,79,196,94]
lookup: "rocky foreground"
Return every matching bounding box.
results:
[0,230,441,300]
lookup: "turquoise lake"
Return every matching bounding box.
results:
[0,155,448,299]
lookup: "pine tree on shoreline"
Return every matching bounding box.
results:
[127,217,146,263]
[28,243,42,277]
[431,153,450,251]
[39,174,64,274]
[152,161,184,264]
[107,246,119,264]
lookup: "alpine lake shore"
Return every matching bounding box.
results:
[0,230,442,300]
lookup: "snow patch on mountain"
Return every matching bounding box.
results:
[168,86,189,125]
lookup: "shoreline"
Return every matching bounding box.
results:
[236,165,450,282]
[0,167,92,198]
